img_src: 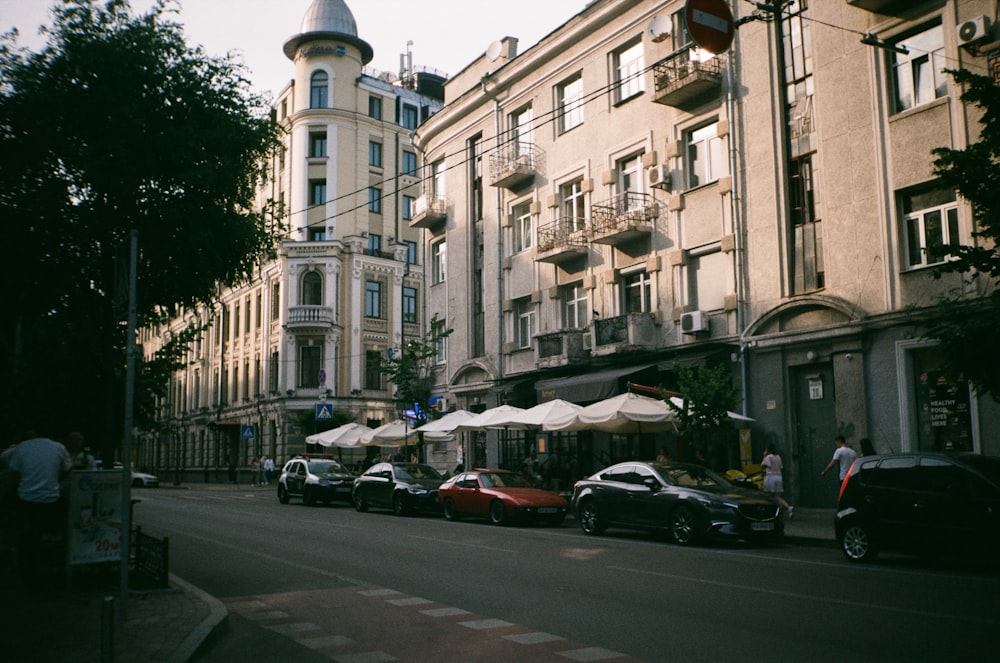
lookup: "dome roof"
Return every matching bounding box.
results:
[283,0,373,64]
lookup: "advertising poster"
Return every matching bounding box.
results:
[67,470,124,566]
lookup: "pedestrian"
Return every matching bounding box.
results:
[821,435,858,482]
[65,431,96,471]
[655,447,670,462]
[761,444,792,519]
[5,426,73,586]
[263,455,275,484]
[251,456,260,486]
[540,449,560,492]
[859,437,876,457]
[521,450,539,486]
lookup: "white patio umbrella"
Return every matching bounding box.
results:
[360,419,418,447]
[666,396,755,423]
[412,409,477,434]
[505,399,583,429]
[453,404,526,432]
[544,392,680,434]
[306,422,373,448]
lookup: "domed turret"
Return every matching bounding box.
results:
[283,0,373,64]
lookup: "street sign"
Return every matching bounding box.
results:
[241,424,255,439]
[685,0,735,54]
[318,368,326,386]
[316,403,333,420]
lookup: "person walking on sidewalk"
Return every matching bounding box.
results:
[821,435,858,483]
[761,444,792,519]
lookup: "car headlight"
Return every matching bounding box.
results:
[318,478,330,486]
[407,486,428,495]
[696,497,738,509]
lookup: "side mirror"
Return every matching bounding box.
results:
[643,476,661,491]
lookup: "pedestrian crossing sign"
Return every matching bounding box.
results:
[316,403,334,420]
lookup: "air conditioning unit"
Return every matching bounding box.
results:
[679,310,709,334]
[647,164,672,191]
[957,15,991,47]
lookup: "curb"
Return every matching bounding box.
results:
[168,573,229,663]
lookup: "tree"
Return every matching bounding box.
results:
[0,0,284,455]
[664,361,741,469]
[380,315,453,427]
[928,68,1000,400]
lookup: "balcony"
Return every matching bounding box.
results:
[846,0,905,13]
[535,217,588,264]
[652,49,724,110]
[535,329,589,369]
[409,195,447,230]
[286,305,334,331]
[591,312,658,356]
[489,142,541,190]
[590,192,657,246]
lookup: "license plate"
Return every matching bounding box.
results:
[538,507,557,514]
[336,486,351,492]
[751,522,774,531]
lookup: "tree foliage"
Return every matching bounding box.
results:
[928,68,1000,400]
[664,361,741,468]
[380,315,453,426]
[0,0,284,452]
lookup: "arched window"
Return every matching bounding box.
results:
[310,70,328,108]
[301,271,323,305]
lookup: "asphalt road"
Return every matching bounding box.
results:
[136,486,997,662]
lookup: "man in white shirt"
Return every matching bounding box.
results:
[821,435,858,481]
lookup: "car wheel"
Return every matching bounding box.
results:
[304,487,316,506]
[392,492,408,516]
[354,491,368,512]
[278,485,290,504]
[578,500,606,535]
[669,504,700,546]
[489,499,507,526]
[443,498,460,521]
[841,520,878,562]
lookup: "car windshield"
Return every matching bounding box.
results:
[480,471,531,488]
[655,464,731,491]
[308,459,348,474]
[394,464,444,481]
[961,455,1000,486]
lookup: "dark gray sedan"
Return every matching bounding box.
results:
[570,461,784,545]
[352,462,445,516]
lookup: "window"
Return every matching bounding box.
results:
[365,350,384,390]
[233,303,239,340]
[367,233,382,256]
[402,150,418,176]
[557,74,584,133]
[244,296,251,334]
[687,250,727,311]
[514,298,535,349]
[562,284,589,329]
[255,292,262,328]
[431,318,447,363]
[509,105,534,149]
[369,95,382,119]
[891,24,946,113]
[911,349,973,452]
[270,283,280,320]
[402,195,415,220]
[307,227,326,241]
[365,279,383,318]
[402,240,417,264]
[512,202,532,252]
[901,184,958,269]
[618,153,645,195]
[242,358,250,400]
[402,286,417,323]
[431,159,446,200]
[400,103,419,130]
[614,40,644,103]
[623,271,651,314]
[309,130,327,157]
[368,186,382,214]
[789,154,824,292]
[431,240,447,284]
[301,271,322,305]
[686,122,726,188]
[310,70,328,109]
[298,343,321,388]
[560,179,587,231]
[269,351,279,392]
[369,140,383,168]
[309,179,326,207]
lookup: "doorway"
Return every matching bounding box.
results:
[792,364,837,507]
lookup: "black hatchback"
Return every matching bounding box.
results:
[835,452,1000,562]
[570,461,784,545]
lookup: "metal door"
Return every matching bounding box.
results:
[792,364,837,507]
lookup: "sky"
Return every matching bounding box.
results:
[1,0,585,97]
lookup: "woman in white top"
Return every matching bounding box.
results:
[761,444,793,518]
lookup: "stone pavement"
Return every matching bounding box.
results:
[1,494,834,662]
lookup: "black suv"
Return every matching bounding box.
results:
[277,455,355,506]
[835,452,1000,562]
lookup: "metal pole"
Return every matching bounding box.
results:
[119,229,138,621]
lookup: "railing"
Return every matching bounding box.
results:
[591,192,657,236]
[287,305,334,326]
[652,49,724,107]
[536,216,587,253]
[488,141,542,188]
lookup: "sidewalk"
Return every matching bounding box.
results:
[2,487,834,662]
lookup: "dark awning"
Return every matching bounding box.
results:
[535,364,658,404]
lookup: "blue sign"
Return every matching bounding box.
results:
[315,403,334,420]
[241,424,255,439]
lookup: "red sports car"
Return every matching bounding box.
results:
[437,469,568,526]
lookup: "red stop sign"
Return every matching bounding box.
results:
[684,0,735,54]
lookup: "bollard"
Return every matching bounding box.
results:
[101,595,115,663]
